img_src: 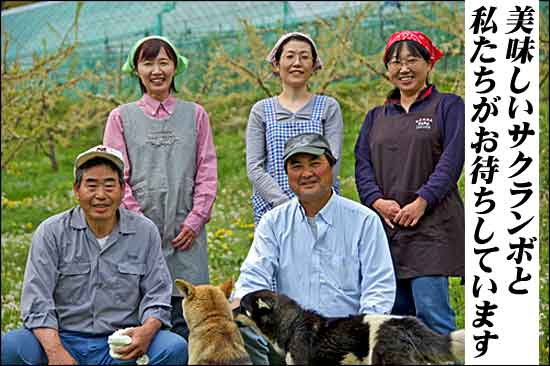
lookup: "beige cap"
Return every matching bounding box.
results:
[74,145,124,177]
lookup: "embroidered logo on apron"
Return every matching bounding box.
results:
[415,117,432,130]
[146,130,179,146]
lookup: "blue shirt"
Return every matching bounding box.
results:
[234,192,396,317]
[20,206,173,334]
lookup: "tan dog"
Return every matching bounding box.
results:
[175,278,252,365]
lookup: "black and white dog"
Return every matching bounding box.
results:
[238,289,464,365]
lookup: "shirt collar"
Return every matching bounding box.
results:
[295,189,337,226]
[139,93,176,116]
[70,206,136,234]
[274,95,316,118]
[385,84,435,105]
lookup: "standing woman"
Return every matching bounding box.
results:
[247,32,343,224]
[354,30,464,335]
[103,36,217,340]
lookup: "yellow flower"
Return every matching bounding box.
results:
[6,200,18,209]
[215,228,234,238]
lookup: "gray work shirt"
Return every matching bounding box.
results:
[20,206,173,334]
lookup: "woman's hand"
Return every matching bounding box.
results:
[372,199,401,229]
[393,196,428,227]
[172,225,198,251]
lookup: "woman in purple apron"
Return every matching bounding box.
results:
[354,30,464,335]
[246,32,344,225]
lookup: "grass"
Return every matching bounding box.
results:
[1,92,547,364]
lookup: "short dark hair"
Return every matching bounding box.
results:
[134,38,178,94]
[284,152,336,174]
[383,40,431,67]
[274,34,318,65]
[384,40,432,100]
[74,157,124,188]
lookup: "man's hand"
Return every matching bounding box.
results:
[171,225,197,251]
[393,196,428,227]
[372,198,401,229]
[32,328,77,365]
[45,348,77,366]
[116,318,161,361]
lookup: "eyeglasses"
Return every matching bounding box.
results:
[387,57,424,70]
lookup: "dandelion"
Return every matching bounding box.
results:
[22,197,33,206]
[4,199,18,209]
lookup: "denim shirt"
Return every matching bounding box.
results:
[20,206,172,334]
[234,192,396,317]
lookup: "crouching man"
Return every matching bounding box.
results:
[1,145,187,365]
[232,133,397,364]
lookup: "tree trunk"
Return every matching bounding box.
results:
[46,129,58,171]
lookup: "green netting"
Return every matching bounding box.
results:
[2,1,464,95]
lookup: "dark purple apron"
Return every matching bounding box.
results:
[367,94,464,279]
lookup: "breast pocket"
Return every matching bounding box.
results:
[333,255,360,293]
[114,263,146,304]
[322,252,360,294]
[57,262,91,303]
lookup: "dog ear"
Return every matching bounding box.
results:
[219,277,234,299]
[257,298,272,310]
[175,279,195,298]
[255,292,276,312]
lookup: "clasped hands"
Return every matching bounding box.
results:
[373,196,428,229]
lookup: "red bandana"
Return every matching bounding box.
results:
[384,30,443,65]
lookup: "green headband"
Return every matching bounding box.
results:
[121,35,188,76]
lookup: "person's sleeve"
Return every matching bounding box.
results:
[246,101,289,207]
[139,222,173,328]
[182,104,217,234]
[354,108,384,207]
[416,95,465,209]
[324,97,344,192]
[359,212,396,314]
[103,108,144,214]
[232,214,279,300]
[20,222,60,330]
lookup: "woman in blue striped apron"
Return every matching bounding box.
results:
[246,32,344,225]
[241,32,344,364]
